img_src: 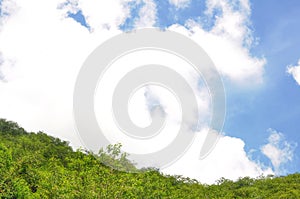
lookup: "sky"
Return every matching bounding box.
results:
[0,0,299,184]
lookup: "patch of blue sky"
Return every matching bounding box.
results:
[228,0,249,12]
[67,10,90,30]
[154,0,215,30]
[120,0,220,31]
[57,0,89,30]
[224,0,300,175]
[119,1,145,31]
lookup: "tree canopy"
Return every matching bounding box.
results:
[0,118,299,198]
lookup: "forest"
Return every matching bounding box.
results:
[0,118,300,198]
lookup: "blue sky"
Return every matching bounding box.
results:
[227,0,300,173]
[0,0,299,182]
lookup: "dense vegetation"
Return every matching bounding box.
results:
[0,119,300,198]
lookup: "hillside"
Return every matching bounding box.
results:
[0,118,300,198]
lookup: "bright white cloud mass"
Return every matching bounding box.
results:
[287,59,300,86]
[163,129,274,184]
[0,0,297,184]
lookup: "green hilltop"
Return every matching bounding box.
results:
[0,118,299,198]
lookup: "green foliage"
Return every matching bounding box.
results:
[0,118,299,198]
[97,143,138,172]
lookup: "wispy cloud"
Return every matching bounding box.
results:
[168,0,191,9]
[287,59,300,86]
[261,129,297,175]
[134,0,157,27]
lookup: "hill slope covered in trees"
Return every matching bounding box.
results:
[0,119,300,198]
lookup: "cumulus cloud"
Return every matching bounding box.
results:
[0,0,271,183]
[261,129,297,175]
[287,59,300,85]
[182,0,265,84]
[0,0,128,147]
[163,129,273,184]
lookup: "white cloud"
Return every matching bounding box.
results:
[134,0,157,27]
[0,0,129,147]
[65,0,133,32]
[0,52,15,81]
[261,129,297,175]
[179,0,266,84]
[169,24,265,84]
[205,0,251,44]
[93,49,211,156]
[168,0,191,9]
[163,129,273,184]
[287,59,300,85]
[0,0,19,29]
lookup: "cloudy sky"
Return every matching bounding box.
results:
[0,0,299,184]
